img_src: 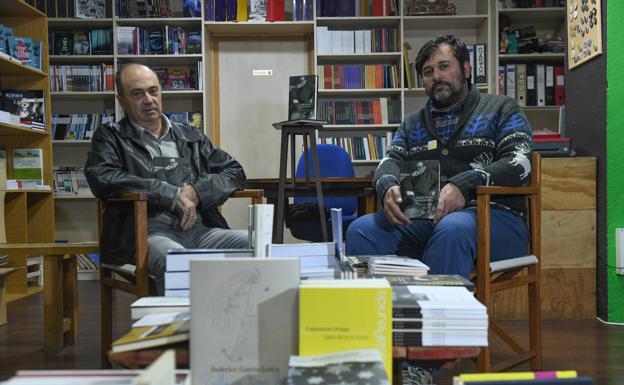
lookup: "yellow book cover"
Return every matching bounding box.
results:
[111,319,190,353]
[454,370,578,384]
[299,279,392,382]
[237,0,248,21]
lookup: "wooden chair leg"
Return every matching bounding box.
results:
[100,270,113,368]
[528,278,542,370]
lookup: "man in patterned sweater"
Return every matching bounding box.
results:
[345,35,533,277]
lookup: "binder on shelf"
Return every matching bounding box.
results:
[536,64,546,107]
[505,64,516,100]
[554,65,565,106]
[545,65,555,106]
[498,65,505,96]
[526,64,537,106]
[516,63,527,107]
[467,45,475,85]
[474,44,487,86]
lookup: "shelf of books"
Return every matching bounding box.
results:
[495,2,566,139]
[0,0,54,299]
[315,10,401,169]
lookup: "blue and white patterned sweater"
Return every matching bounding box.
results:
[374,86,533,215]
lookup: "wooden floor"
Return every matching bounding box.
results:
[1,281,624,384]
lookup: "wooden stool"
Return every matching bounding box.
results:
[0,242,99,353]
[273,120,328,243]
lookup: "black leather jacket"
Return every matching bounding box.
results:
[85,118,246,265]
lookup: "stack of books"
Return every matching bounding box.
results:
[366,255,430,277]
[392,286,488,347]
[163,248,252,297]
[130,296,190,321]
[269,242,336,279]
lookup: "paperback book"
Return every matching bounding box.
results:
[399,159,440,219]
[75,0,106,18]
[8,36,33,67]
[287,349,390,385]
[12,148,43,187]
[2,89,45,130]
[288,75,318,121]
[190,258,300,385]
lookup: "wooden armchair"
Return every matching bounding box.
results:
[99,189,264,368]
[474,152,542,372]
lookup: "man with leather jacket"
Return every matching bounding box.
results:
[85,63,247,294]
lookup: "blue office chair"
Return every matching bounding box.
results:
[286,144,357,242]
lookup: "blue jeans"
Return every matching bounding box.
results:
[345,207,529,278]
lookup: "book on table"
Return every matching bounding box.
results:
[287,349,390,385]
[130,297,190,320]
[111,319,190,353]
[298,279,392,382]
[190,257,300,385]
[384,274,475,291]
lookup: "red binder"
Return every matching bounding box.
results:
[554,66,565,106]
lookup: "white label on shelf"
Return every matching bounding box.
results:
[252,70,273,76]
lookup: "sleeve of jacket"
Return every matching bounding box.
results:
[448,97,533,201]
[84,123,180,209]
[190,134,246,209]
[373,119,410,199]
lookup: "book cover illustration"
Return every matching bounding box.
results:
[8,36,33,66]
[288,75,318,121]
[2,90,45,129]
[31,40,42,70]
[54,31,74,55]
[75,0,106,18]
[73,31,90,55]
[249,0,267,21]
[191,258,300,385]
[183,0,202,17]
[12,148,43,184]
[189,111,203,130]
[165,67,191,90]
[167,112,188,125]
[399,159,440,219]
[186,31,202,54]
[0,24,14,56]
[287,349,390,385]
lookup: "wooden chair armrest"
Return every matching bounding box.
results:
[232,189,264,199]
[232,189,264,205]
[107,192,150,202]
[476,185,538,196]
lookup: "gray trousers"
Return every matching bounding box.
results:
[148,220,248,295]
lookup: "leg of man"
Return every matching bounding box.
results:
[191,223,249,249]
[421,207,529,277]
[148,232,185,295]
[345,211,435,258]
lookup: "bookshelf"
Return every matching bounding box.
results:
[495,4,566,134]
[0,0,53,298]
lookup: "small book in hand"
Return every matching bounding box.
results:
[399,160,440,220]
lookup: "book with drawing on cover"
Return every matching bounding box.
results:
[288,75,318,121]
[191,258,300,385]
[399,159,440,219]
